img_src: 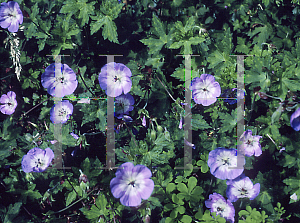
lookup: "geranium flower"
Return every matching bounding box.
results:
[41,63,78,98]
[226,174,260,202]
[98,62,132,97]
[0,1,23,33]
[110,162,154,207]
[238,130,262,157]
[115,93,134,118]
[190,74,221,106]
[50,100,73,124]
[205,193,235,223]
[290,107,300,131]
[21,147,54,173]
[207,147,244,180]
[0,91,17,115]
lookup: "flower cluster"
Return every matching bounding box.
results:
[110,162,154,207]
[0,91,17,115]
[0,1,23,33]
[206,131,262,221]
[99,62,134,119]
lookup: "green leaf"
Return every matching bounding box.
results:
[180,214,192,223]
[192,114,211,130]
[4,202,22,223]
[187,177,197,193]
[91,15,118,43]
[218,109,237,133]
[177,183,188,193]
[166,183,176,193]
[60,0,96,26]
[66,190,77,206]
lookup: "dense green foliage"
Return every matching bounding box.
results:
[1,0,300,222]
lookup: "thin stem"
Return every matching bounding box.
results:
[31,20,52,38]
[21,98,50,118]
[155,73,176,102]
[53,189,96,214]
[77,68,96,98]
[0,73,15,80]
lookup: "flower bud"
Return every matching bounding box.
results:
[157,125,163,134]
[79,169,89,184]
[150,130,156,141]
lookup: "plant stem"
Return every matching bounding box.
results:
[155,73,176,102]
[77,68,96,98]
[21,98,50,118]
[53,189,96,214]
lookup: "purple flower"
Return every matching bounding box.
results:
[142,116,146,127]
[238,130,262,157]
[115,93,134,118]
[21,147,54,173]
[98,62,132,97]
[179,115,183,129]
[205,193,235,223]
[0,1,23,33]
[290,107,300,131]
[190,74,221,106]
[226,174,260,202]
[50,100,73,124]
[70,132,79,140]
[207,147,244,180]
[0,91,17,115]
[110,162,154,207]
[41,63,78,98]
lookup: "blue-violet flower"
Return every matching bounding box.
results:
[110,162,154,207]
[205,193,235,223]
[0,91,17,115]
[41,63,78,98]
[207,147,244,180]
[21,147,54,173]
[226,174,260,202]
[238,130,262,157]
[290,107,300,131]
[190,74,221,106]
[114,93,134,118]
[98,62,132,97]
[50,100,73,124]
[0,1,23,33]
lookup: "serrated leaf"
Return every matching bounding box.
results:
[66,190,77,206]
[192,114,211,130]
